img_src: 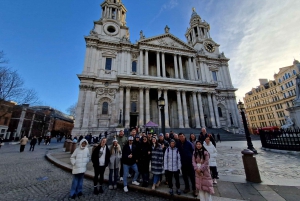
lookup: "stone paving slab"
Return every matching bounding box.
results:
[45,141,300,201]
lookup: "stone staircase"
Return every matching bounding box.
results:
[165,128,260,141]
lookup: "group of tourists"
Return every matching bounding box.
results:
[69,128,219,201]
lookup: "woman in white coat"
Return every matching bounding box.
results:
[69,139,90,199]
[203,137,218,184]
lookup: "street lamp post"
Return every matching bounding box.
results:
[158,94,165,136]
[237,100,257,154]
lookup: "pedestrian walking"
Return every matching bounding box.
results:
[116,130,127,181]
[176,133,197,197]
[192,141,214,201]
[108,139,122,190]
[0,137,3,149]
[137,136,151,187]
[217,133,221,143]
[69,139,90,199]
[91,137,110,194]
[122,136,140,193]
[29,136,37,151]
[38,136,43,145]
[164,139,182,195]
[19,136,29,152]
[204,137,219,183]
[151,136,164,190]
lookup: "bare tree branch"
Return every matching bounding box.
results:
[66,102,77,118]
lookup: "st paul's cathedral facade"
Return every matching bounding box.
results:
[73,0,241,135]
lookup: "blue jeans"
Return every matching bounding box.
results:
[109,168,119,186]
[153,174,160,184]
[123,164,139,186]
[70,173,84,196]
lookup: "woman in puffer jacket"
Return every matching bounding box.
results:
[69,139,90,199]
[164,139,182,195]
[108,139,122,190]
[192,141,214,201]
[203,137,218,184]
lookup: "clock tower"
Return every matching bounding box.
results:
[185,8,220,55]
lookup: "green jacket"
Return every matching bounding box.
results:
[116,135,127,150]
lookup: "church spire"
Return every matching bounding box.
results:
[100,0,127,26]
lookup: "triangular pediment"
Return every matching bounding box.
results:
[139,33,195,51]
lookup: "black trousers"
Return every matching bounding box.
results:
[181,164,196,190]
[29,145,35,151]
[166,170,180,189]
[93,166,106,186]
[210,166,218,179]
[120,159,124,177]
[20,145,25,152]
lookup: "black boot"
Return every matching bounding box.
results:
[99,185,104,193]
[93,186,99,195]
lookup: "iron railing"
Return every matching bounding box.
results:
[260,129,300,151]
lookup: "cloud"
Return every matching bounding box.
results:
[208,0,300,101]
[149,0,178,24]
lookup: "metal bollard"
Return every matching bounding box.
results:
[241,149,262,183]
[65,140,72,152]
[70,142,77,154]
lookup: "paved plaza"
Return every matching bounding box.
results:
[0,140,300,200]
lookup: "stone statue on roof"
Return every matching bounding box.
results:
[164,25,170,33]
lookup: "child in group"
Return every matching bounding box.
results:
[69,139,90,199]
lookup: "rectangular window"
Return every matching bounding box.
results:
[212,71,217,81]
[105,58,112,70]
[281,86,284,90]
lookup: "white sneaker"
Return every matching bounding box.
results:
[124,186,128,192]
[109,185,113,190]
[213,179,217,184]
[113,185,117,189]
[132,181,140,186]
[120,177,123,181]
[128,174,131,178]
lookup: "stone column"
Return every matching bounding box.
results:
[192,92,201,128]
[83,46,91,74]
[139,87,144,126]
[156,52,161,77]
[90,90,96,127]
[174,54,179,78]
[188,57,194,80]
[119,87,124,126]
[145,87,150,123]
[125,86,131,128]
[82,89,92,128]
[179,55,184,79]
[93,103,98,127]
[212,93,221,128]
[225,66,233,87]
[163,89,170,128]
[158,89,162,126]
[139,50,143,75]
[176,90,184,128]
[75,87,85,128]
[193,58,198,80]
[207,92,217,128]
[197,92,205,127]
[200,62,206,82]
[16,107,27,137]
[162,52,166,77]
[182,91,190,128]
[145,50,149,76]
[127,51,131,74]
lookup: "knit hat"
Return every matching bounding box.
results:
[135,134,140,138]
[112,138,118,143]
[159,133,164,137]
[170,139,176,143]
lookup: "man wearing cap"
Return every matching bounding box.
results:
[122,136,140,192]
[116,130,127,181]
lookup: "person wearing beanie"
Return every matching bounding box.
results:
[133,134,140,146]
[69,139,90,199]
[108,139,122,190]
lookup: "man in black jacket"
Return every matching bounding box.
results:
[29,136,37,151]
[122,136,140,192]
[91,138,110,194]
[198,128,216,147]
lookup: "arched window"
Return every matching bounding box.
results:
[218,107,223,117]
[132,61,137,73]
[131,102,137,112]
[278,78,281,83]
[102,102,108,114]
[293,70,296,75]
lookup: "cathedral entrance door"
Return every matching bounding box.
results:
[130,113,138,128]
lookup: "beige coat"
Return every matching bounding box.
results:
[20,137,29,145]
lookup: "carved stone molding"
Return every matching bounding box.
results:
[131,92,138,101]
[79,85,94,91]
[96,88,117,98]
